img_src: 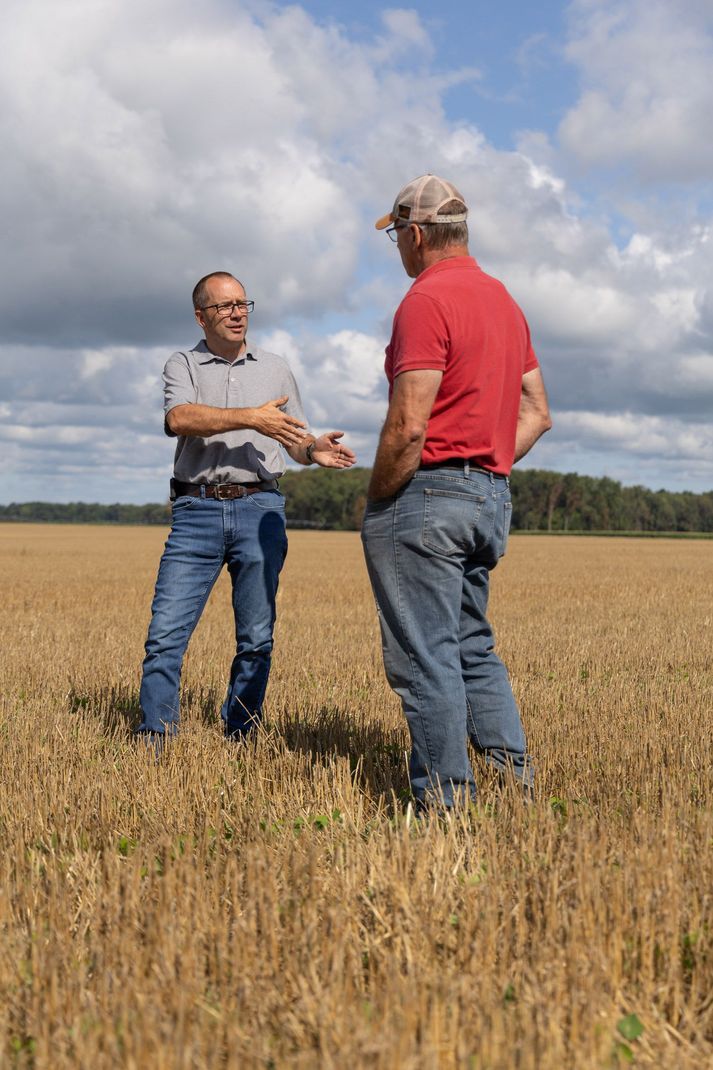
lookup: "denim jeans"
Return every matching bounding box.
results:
[361,465,532,808]
[138,490,287,738]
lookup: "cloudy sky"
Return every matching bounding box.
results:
[2,0,712,502]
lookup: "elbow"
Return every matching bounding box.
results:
[166,407,188,436]
[406,424,428,446]
[397,417,428,446]
[535,402,553,435]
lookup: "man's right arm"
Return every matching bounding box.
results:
[166,397,306,447]
[513,367,552,463]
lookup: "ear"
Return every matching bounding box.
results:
[194,308,206,330]
[410,224,423,247]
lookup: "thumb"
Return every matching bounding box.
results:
[270,395,289,408]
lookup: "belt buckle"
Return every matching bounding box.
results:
[214,484,232,500]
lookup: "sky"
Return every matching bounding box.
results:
[2,0,712,503]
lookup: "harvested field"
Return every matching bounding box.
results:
[1,523,712,1069]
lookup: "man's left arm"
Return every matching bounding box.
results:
[513,367,552,463]
[368,369,443,500]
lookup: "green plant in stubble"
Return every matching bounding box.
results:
[612,1014,645,1064]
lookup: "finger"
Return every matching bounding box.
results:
[270,395,289,407]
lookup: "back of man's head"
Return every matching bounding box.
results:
[375,174,469,249]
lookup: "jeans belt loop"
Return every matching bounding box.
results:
[463,460,470,476]
[200,485,206,499]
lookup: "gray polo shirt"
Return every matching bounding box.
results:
[164,340,308,484]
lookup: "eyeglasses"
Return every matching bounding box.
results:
[385,224,406,242]
[200,300,255,317]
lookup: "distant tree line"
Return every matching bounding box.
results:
[509,470,713,533]
[1,468,712,532]
[0,501,172,525]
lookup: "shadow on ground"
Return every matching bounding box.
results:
[66,685,411,805]
[66,683,225,737]
[279,705,411,808]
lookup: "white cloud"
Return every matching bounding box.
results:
[0,0,712,501]
[560,0,713,181]
[260,328,388,433]
[379,9,434,54]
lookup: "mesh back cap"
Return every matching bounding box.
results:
[375,174,468,229]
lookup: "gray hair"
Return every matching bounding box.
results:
[418,200,469,251]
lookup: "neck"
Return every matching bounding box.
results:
[205,339,247,362]
[415,244,470,276]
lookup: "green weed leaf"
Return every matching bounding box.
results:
[617,1014,644,1042]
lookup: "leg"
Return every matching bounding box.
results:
[362,477,479,808]
[461,486,533,787]
[138,498,225,736]
[221,492,288,738]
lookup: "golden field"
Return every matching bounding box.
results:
[1,523,712,1069]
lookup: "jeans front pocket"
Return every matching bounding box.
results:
[247,490,286,511]
[171,495,197,513]
[422,488,486,556]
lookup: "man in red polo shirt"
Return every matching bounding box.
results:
[362,174,552,811]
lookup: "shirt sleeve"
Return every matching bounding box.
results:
[281,363,310,432]
[390,293,450,376]
[163,352,197,437]
[514,303,539,373]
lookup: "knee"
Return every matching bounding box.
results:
[145,620,191,656]
[236,635,273,658]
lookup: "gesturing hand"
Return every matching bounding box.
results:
[311,431,356,469]
[253,396,307,447]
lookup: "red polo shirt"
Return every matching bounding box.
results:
[385,256,539,474]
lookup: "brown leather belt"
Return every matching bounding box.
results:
[172,479,276,500]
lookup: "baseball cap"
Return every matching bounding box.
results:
[375,174,468,230]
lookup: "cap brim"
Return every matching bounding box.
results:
[375,212,393,230]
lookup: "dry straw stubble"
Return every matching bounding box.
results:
[0,524,712,1068]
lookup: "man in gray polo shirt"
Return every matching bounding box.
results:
[137,270,355,743]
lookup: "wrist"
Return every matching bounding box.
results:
[305,440,316,465]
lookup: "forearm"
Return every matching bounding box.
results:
[167,404,258,437]
[513,367,552,463]
[513,410,552,463]
[167,397,306,446]
[368,423,426,500]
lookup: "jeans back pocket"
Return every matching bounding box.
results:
[422,488,486,556]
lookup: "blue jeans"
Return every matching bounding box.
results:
[138,490,288,738]
[361,465,532,808]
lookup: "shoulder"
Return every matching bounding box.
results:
[253,346,285,364]
[252,347,295,376]
[164,343,203,372]
[394,288,447,327]
[472,265,518,304]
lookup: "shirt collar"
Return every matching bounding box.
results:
[193,339,258,365]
